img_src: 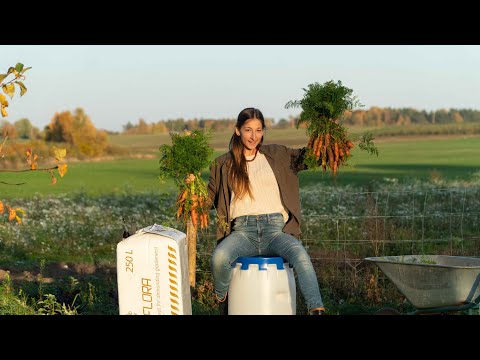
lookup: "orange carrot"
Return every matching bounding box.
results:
[315,134,323,161]
[176,205,183,219]
[321,144,327,170]
[201,213,209,229]
[312,136,320,158]
[326,146,334,170]
[177,189,188,202]
[191,209,198,229]
[325,133,330,147]
[307,134,315,149]
[191,194,199,210]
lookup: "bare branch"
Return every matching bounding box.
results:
[0,165,59,173]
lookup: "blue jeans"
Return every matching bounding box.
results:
[211,212,324,311]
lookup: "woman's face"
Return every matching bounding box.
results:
[235,118,264,153]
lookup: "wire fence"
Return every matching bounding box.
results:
[300,186,480,263]
[197,187,480,265]
[194,187,480,309]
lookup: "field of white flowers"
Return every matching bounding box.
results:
[1,179,479,314]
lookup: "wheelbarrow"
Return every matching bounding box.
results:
[364,255,480,315]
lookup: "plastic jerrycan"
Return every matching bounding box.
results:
[228,256,296,315]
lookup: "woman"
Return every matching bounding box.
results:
[208,107,325,315]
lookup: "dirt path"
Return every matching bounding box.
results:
[0,261,115,284]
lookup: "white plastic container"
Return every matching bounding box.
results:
[116,224,192,315]
[228,256,296,315]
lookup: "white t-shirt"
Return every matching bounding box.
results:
[230,152,289,222]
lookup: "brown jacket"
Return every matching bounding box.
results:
[208,144,307,242]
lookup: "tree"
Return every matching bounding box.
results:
[1,63,68,224]
[71,108,108,157]
[45,111,74,143]
[1,120,17,138]
[451,111,464,124]
[123,121,134,132]
[275,118,289,129]
[14,118,38,139]
[137,118,149,134]
[44,107,108,157]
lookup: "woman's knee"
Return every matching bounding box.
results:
[287,245,313,267]
[211,247,231,271]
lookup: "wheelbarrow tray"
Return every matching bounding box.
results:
[365,255,480,309]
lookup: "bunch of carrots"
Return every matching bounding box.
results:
[305,123,355,175]
[284,80,379,175]
[176,173,210,231]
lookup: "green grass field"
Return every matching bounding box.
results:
[2,131,479,199]
[300,136,480,187]
[1,158,177,198]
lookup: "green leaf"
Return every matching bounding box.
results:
[2,84,15,99]
[0,74,7,83]
[15,63,24,73]
[358,131,379,156]
[15,81,27,96]
[20,66,32,74]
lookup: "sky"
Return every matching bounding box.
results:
[2,45,480,132]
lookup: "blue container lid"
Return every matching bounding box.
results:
[235,256,286,270]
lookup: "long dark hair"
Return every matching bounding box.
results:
[227,107,266,199]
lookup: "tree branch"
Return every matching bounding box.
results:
[0,181,27,185]
[0,165,59,173]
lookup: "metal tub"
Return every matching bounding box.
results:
[365,255,480,309]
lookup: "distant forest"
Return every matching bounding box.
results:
[121,107,480,134]
[3,106,480,140]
